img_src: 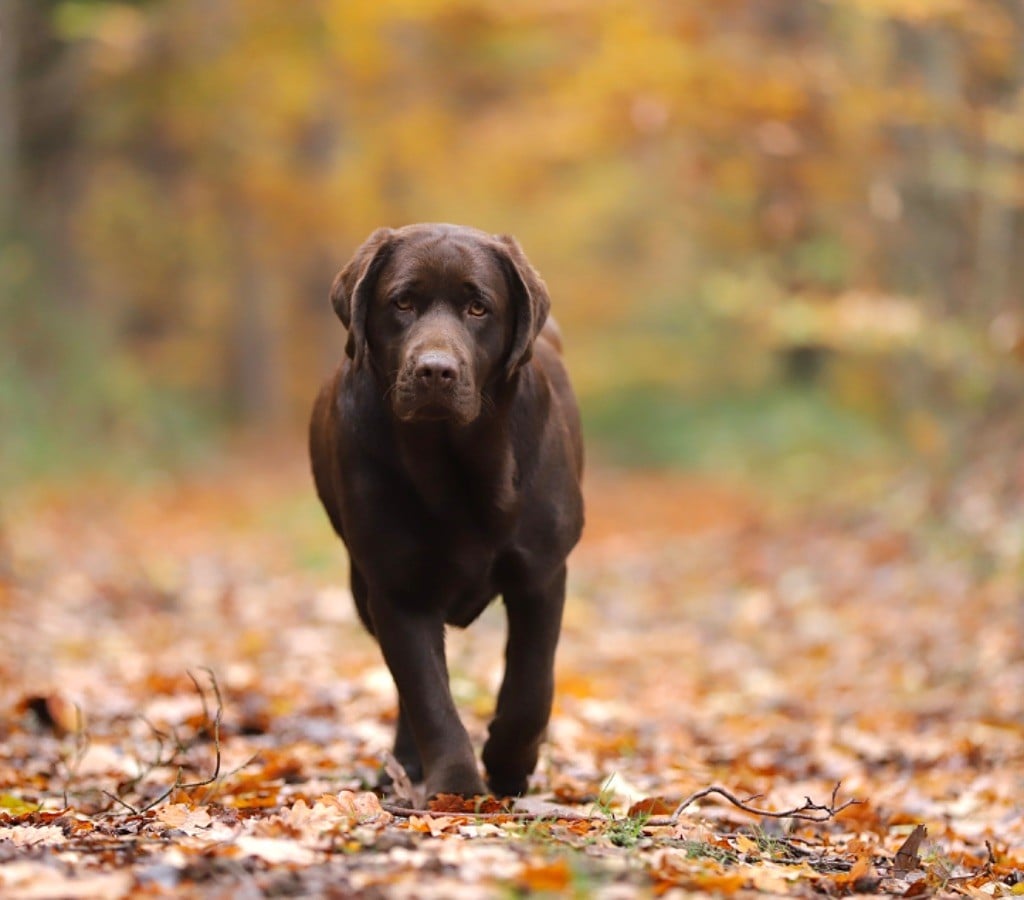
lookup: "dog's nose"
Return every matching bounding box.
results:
[414,351,458,386]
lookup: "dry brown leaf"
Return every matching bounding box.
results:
[319,791,393,825]
[900,877,931,897]
[382,750,419,806]
[5,450,1024,897]
[629,796,675,817]
[155,803,212,835]
[425,815,459,837]
[427,793,482,813]
[17,694,82,737]
[0,825,66,847]
[0,862,131,899]
[894,825,928,877]
[822,853,880,894]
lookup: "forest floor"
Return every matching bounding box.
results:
[1,442,1022,898]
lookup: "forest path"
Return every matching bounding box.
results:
[0,449,1020,897]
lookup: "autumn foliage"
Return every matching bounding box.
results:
[3,0,1024,454]
[3,1,1024,895]
[2,454,1023,895]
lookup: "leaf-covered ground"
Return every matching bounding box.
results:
[1,448,1022,898]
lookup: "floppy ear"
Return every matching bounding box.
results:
[329,227,394,368]
[492,234,551,379]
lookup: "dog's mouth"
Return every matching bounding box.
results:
[392,388,480,426]
[399,401,460,422]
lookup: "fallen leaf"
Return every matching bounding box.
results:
[0,824,66,847]
[335,790,393,824]
[901,876,931,897]
[733,834,760,854]
[0,794,38,817]
[232,836,318,865]
[427,793,478,813]
[0,861,131,899]
[17,694,82,737]
[519,857,571,892]
[514,795,594,819]
[382,750,419,806]
[629,796,675,817]
[155,803,212,835]
[415,815,459,837]
[894,825,927,876]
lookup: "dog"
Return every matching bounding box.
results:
[309,223,584,799]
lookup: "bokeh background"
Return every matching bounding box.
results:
[3,0,1024,501]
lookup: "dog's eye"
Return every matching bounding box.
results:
[466,299,488,318]
[393,295,413,312]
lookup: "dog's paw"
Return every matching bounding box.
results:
[482,737,536,798]
[423,762,487,800]
[485,772,529,798]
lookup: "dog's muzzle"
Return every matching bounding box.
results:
[393,350,479,424]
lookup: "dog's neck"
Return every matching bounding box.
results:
[349,361,526,532]
[394,408,518,531]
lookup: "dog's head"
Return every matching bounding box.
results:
[330,223,550,425]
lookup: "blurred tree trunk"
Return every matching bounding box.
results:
[0,1,18,234]
[225,208,286,425]
[920,25,966,317]
[972,1,1024,319]
[4,0,83,296]
[975,142,1017,318]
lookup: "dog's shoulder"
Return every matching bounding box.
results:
[309,363,348,537]
[537,315,564,354]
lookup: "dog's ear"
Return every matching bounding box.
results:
[491,234,551,379]
[330,227,394,367]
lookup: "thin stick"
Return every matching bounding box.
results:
[381,802,592,821]
[102,790,140,815]
[381,781,859,826]
[664,780,860,824]
[137,669,224,813]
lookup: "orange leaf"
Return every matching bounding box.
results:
[519,858,571,892]
[426,793,508,814]
[628,796,675,817]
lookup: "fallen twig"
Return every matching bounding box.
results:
[105,668,226,815]
[380,801,593,821]
[59,703,90,808]
[380,781,860,826]
[663,780,860,824]
[138,668,224,812]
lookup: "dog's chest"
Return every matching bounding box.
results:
[386,524,504,625]
[398,434,517,535]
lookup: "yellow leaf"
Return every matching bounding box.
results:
[0,795,38,817]
[733,834,759,854]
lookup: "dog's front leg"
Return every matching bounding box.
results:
[371,597,487,799]
[482,566,567,797]
[390,701,422,783]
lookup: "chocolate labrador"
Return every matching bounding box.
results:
[309,223,584,799]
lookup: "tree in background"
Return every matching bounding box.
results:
[3,0,1023,471]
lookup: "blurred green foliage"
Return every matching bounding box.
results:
[3,0,1024,485]
[0,243,214,484]
[585,384,895,491]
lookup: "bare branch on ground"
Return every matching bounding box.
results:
[380,781,859,826]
